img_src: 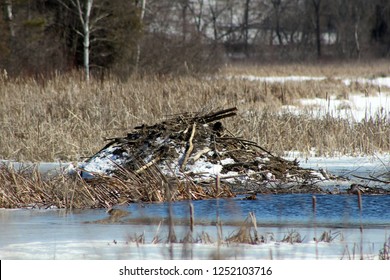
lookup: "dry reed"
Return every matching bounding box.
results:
[0,163,234,209]
[0,165,92,209]
[379,237,390,260]
[1,63,389,164]
[226,212,264,244]
[237,109,390,157]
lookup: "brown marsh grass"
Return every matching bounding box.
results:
[0,165,91,209]
[237,110,390,157]
[1,63,389,163]
[0,162,234,209]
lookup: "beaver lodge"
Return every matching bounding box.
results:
[73,106,385,205]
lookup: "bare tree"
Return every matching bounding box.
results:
[216,1,241,40]
[78,0,93,81]
[312,0,321,58]
[3,0,15,37]
[58,0,94,82]
[187,0,205,34]
[135,0,146,73]
[179,0,189,41]
[209,0,221,41]
[271,0,283,45]
[243,0,251,56]
[5,0,390,77]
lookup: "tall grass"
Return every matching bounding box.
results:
[0,63,389,163]
[238,109,390,157]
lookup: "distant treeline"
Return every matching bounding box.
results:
[1,0,390,78]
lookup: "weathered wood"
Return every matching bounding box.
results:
[190,147,211,164]
[135,156,161,174]
[217,137,275,157]
[180,123,196,171]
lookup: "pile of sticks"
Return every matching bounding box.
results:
[80,107,346,202]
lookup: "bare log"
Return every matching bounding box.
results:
[190,147,211,164]
[180,123,196,171]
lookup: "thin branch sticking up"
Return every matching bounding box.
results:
[180,123,196,171]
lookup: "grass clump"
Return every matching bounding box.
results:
[379,237,390,260]
[0,164,234,209]
[0,165,89,209]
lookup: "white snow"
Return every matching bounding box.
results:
[185,157,223,176]
[220,158,235,165]
[233,74,390,89]
[286,92,390,121]
[227,74,390,121]
[265,172,274,181]
[78,145,129,177]
[284,153,390,190]
[229,75,327,83]
[0,221,388,260]
[342,77,390,88]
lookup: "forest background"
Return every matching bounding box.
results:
[1,0,390,79]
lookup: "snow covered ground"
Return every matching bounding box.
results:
[230,75,327,83]
[283,92,390,121]
[234,74,390,122]
[285,153,389,180]
[235,74,390,89]
[0,227,388,260]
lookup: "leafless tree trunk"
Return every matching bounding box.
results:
[353,6,361,59]
[243,0,250,56]
[187,0,204,33]
[312,0,321,58]
[77,0,93,82]
[3,0,15,37]
[207,0,233,42]
[58,0,94,81]
[209,1,219,41]
[135,0,146,73]
[180,0,189,41]
[272,0,283,46]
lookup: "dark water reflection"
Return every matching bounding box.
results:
[125,194,390,227]
[1,194,389,232]
[1,194,389,252]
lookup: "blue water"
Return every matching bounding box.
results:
[1,194,389,252]
[1,194,389,242]
[127,194,390,227]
